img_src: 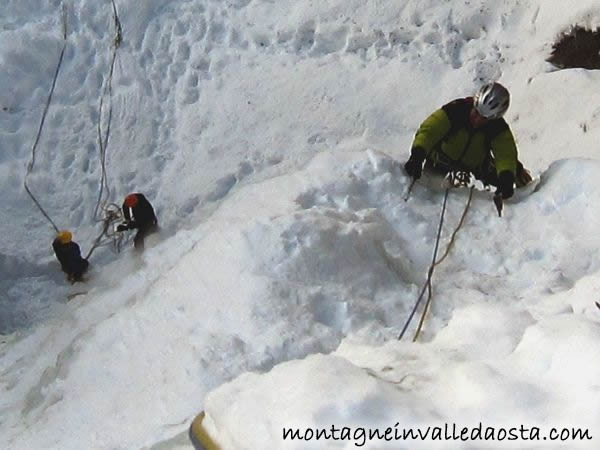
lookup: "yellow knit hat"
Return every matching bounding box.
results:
[57,230,72,244]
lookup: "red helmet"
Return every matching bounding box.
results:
[124,194,138,208]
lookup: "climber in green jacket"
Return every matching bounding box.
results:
[404,82,532,200]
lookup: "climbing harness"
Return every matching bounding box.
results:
[399,171,475,342]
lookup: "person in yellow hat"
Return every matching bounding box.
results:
[52,230,89,283]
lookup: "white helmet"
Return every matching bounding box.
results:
[474,82,510,119]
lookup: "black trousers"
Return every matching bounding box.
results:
[134,224,159,250]
[67,258,89,282]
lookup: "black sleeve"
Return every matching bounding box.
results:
[410,146,426,162]
[72,242,83,259]
[136,196,158,227]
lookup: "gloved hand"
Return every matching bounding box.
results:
[116,223,129,232]
[497,171,515,199]
[516,161,533,187]
[404,147,426,180]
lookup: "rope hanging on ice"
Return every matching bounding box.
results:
[398,188,449,341]
[84,0,124,260]
[411,185,474,342]
[23,2,125,263]
[23,3,68,233]
[398,172,474,342]
[92,0,122,222]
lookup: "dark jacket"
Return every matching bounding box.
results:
[122,193,158,230]
[412,97,518,178]
[52,239,89,278]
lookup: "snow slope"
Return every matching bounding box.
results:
[2,0,600,448]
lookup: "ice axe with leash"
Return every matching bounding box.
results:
[493,191,503,217]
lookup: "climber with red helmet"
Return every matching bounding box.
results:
[52,230,89,283]
[116,193,158,250]
[404,82,533,201]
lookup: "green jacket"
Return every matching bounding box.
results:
[412,97,518,177]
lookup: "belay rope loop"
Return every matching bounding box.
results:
[398,172,474,342]
[23,4,68,233]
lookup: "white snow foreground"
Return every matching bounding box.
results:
[4,149,600,449]
[198,154,600,449]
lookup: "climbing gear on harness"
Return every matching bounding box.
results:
[84,203,126,260]
[444,170,473,188]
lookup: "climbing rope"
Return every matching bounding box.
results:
[83,0,124,260]
[434,183,474,266]
[23,4,68,233]
[398,187,449,341]
[398,172,475,342]
[84,202,125,260]
[411,185,474,341]
[92,0,122,221]
[21,2,124,271]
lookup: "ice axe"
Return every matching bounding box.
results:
[404,177,417,201]
[493,192,503,217]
